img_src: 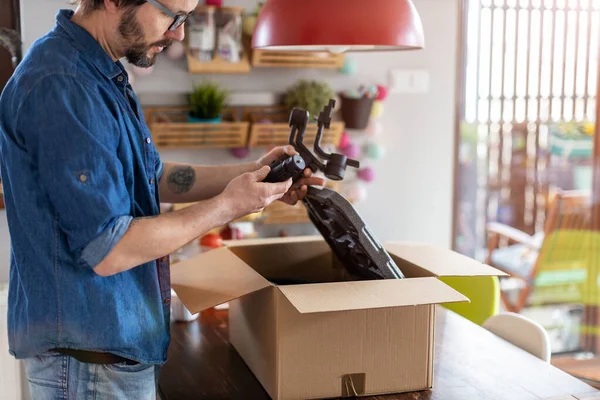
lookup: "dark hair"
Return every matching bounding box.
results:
[71,0,146,14]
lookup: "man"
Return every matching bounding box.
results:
[0,0,324,398]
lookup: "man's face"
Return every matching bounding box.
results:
[117,0,197,68]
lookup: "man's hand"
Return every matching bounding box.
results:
[279,168,325,205]
[220,166,293,221]
[256,145,325,206]
[255,145,298,169]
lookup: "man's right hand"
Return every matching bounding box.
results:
[220,165,293,221]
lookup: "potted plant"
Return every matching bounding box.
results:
[283,80,335,121]
[188,81,228,123]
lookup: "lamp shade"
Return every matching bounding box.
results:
[251,0,425,52]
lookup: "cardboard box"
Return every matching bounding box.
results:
[171,236,505,400]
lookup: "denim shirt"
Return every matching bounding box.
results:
[0,9,171,364]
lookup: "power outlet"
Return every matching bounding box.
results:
[388,69,430,94]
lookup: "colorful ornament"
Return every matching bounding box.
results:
[366,119,383,136]
[346,183,368,203]
[357,166,376,182]
[376,85,389,101]
[166,41,185,60]
[340,57,358,75]
[365,142,386,159]
[342,142,361,159]
[338,131,351,149]
[199,233,223,248]
[205,0,222,6]
[370,100,384,118]
[231,147,250,158]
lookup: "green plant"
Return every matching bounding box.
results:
[283,80,335,119]
[188,82,228,120]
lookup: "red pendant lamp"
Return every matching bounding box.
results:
[251,0,425,53]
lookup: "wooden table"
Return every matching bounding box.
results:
[158,306,600,400]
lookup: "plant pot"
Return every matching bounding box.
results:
[340,95,375,130]
[188,113,222,123]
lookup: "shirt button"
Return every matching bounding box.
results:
[161,256,168,262]
[163,298,170,304]
[150,178,154,185]
[117,75,124,82]
[146,138,151,144]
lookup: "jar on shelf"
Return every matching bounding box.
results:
[216,6,243,63]
[187,5,216,62]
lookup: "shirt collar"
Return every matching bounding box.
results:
[55,9,124,80]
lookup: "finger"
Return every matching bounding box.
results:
[283,145,297,156]
[267,177,293,196]
[303,168,312,177]
[289,190,299,205]
[252,165,271,181]
[295,176,325,187]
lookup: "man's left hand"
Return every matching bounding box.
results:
[256,145,325,205]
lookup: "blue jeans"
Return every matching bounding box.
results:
[23,351,162,399]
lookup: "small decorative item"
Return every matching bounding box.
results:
[205,0,223,6]
[231,147,250,158]
[342,142,361,159]
[365,142,385,159]
[357,166,376,182]
[166,41,185,60]
[376,84,389,101]
[283,79,335,119]
[339,84,379,130]
[242,2,264,37]
[338,131,351,149]
[199,233,223,248]
[366,119,383,136]
[217,7,244,63]
[220,225,244,240]
[188,6,217,63]
[345,182,368,203]
[370,100,384,118]
[340,57,358,75]
[188,81,228,123]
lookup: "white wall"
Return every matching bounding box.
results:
[0,0,460,282]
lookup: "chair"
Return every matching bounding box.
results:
[439,275,500,326]
[483,312,552,362]
[486,189,592,312]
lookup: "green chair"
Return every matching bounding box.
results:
[439,275,500,326]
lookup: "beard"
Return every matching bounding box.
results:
[118,7,172,68]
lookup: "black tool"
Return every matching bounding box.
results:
[262,99,405,281]
[264,154,305,183]
[265,98,361,185]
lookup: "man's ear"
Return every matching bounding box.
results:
[103,0,120,14]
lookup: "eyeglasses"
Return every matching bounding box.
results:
[145,0,195,31]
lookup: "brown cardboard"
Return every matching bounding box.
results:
[171,236,505,400]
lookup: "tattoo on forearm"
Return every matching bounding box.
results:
[167,166,196,195]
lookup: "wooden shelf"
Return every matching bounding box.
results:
[144,106,249,149]
[185,47,251,74]
[244,36,344,69]
[243,106,344,148]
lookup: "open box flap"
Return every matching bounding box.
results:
[170,247,271,314]
[277,277,469,314]
[384,241,508,278]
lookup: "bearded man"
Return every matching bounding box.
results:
[0,1,322,398]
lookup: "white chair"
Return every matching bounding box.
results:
[483,312,552,362]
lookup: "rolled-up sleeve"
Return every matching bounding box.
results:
[18,74,132,269]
